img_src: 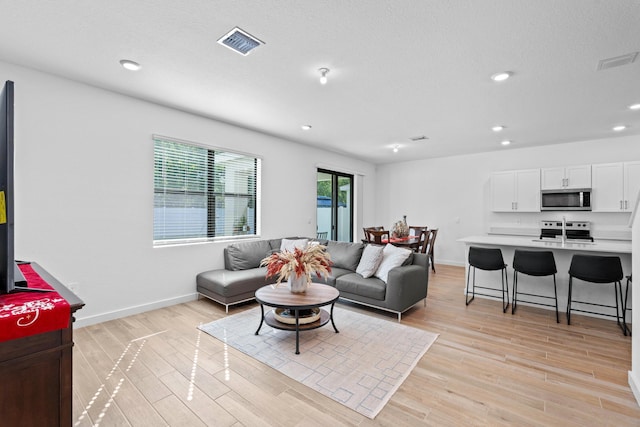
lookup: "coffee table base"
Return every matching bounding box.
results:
[255,303,339,354]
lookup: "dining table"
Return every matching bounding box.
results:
[382,235,422,251]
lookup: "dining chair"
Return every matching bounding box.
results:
[363,226,385,241]
[364,229,390,244]
[424,228,438,272]
[408,226,428,252]
[316,231,328,239]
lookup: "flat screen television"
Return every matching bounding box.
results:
[0,80,29,294]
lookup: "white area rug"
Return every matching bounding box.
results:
[198,306,438,419]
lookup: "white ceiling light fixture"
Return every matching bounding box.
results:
[491,71,512,82]
[492,125,505,132]
[629,103,640,110]
[119,59,141,71]
[319,68,330,85]
[301,125,312,130]
[613,125,627,132]
[393,144,400,153]
[501,140,511,146]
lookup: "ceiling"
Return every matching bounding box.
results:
[0,1,639,164]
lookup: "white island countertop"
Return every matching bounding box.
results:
[458,235,632,254]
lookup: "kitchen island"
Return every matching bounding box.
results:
[458,235,632,321]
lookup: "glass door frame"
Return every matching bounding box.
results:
[317,168,354,242]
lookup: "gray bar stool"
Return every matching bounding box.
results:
[512,250,559,323]
[465,246,509,313]
[624,275,632,336]
[566,254,626,335]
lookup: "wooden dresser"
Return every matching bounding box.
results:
[0,263,84,427]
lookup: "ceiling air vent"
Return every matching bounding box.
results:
[409,135,428,142]
[217,27,264,56]
[597,52,638,70]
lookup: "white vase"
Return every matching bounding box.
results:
[288,274,309,293]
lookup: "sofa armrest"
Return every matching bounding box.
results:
[384,264,429,312]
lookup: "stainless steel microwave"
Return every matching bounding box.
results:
[541,188,591,211]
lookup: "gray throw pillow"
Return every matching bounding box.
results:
[326,241,365,271]
[225,240,272,270]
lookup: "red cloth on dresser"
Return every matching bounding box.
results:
[0,263,71,342]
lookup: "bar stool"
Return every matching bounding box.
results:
[566,254,626,335]
[512,250,559,323]
[624,275,632,336]
[465,246,509,313]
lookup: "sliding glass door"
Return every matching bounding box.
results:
[317,169,353,242]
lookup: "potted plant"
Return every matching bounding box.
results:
[260,243,333,293]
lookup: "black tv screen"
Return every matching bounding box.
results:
[0,80,16,294]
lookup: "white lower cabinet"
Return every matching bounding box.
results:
[592,161,640,212]
[491,169,540,212]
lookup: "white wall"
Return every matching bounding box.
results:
[376,136,640,266]
[0,61,376,326]
[631,201,639,406]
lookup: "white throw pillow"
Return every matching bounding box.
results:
[374,244,412,283]
[280,238,309,253]
[356,244,385,278]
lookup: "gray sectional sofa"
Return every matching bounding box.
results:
[196,237,429,321]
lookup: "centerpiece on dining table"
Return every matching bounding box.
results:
[260,242,333,293]
[391,215,409,238]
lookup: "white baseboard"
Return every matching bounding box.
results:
[73,293,198,328]
[630,371,640,408]
[434,259,466,268]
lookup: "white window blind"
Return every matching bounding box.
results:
[153,136,260,244]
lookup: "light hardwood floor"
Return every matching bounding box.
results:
[72,265,639,426]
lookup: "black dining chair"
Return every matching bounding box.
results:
[465,246,509,313]
[566,254,626,335]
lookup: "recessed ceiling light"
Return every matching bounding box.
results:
[613,125,627,132]
[393,144,400,153]
[301,125,312,130]
[492,125,505,132]
[501,140,511,146]
[491,71,512,82]
[319,68,330,85]
[629,103,640,110]
[119,59,141,71]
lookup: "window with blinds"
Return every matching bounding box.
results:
[153,136,260,244]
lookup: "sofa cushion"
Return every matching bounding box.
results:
[336,273,386,301]
[225,240,272,271]
[197,267,273,297]
[311,267,353,287]
[326,241,364,271]
[375,244,412,283]
[356,244,384,278]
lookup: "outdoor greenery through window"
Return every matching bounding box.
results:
[153,135,260,244]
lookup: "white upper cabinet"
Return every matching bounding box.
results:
[592,161,640,212]
[540,165,591,190]
[492,169,541,212]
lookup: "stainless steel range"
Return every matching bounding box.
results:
[539,220,593,242]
